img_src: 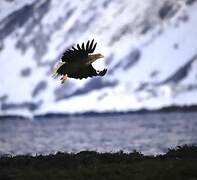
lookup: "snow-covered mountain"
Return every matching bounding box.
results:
[0,0,197,116]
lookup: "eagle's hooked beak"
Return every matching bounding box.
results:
[98,54,104,59]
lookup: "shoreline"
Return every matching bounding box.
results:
[1,104,197,120]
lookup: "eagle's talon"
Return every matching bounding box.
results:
[60,74,68,83]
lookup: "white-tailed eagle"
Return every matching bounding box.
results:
[53,39,107,83]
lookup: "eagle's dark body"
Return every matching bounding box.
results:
[53,39,107,82]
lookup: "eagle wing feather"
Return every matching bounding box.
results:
[61,39,97,63]
[69,65,107,79]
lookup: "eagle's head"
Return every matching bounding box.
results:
[94,53,104,59]
[87,53,104,64]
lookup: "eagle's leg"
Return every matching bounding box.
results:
[60,74,68,84]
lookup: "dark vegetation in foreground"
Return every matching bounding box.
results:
[0,145,197,180]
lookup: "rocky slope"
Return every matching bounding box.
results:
[0,0,197,116]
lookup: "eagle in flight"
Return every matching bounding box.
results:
[53,39,107,83]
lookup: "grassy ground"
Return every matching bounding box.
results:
[0,145,197,180]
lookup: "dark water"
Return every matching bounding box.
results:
[0,112,197,155]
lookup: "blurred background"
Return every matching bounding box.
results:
[0,0,197,155]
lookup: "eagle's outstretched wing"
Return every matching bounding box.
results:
[61,39,97,63]
[69,64,107,79]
